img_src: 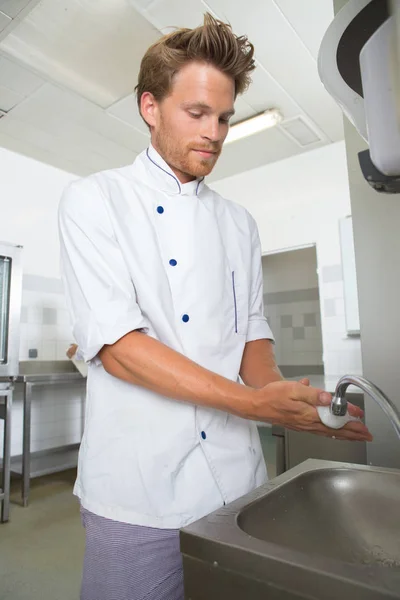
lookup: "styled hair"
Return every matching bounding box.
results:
[135,13,255,117]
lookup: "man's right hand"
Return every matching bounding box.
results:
[251,380,373,442]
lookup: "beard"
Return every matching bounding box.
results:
[153,117,221,181]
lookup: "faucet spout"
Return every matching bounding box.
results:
[331,375,400,440]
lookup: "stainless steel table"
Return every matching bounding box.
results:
[0,382,13,522]
[12,361,86,507]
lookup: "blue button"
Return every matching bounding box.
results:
[201,431,206,440]
[182,314,190,323]
[157,206,164,214]
[169,259,177,266]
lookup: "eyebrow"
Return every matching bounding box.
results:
[181,102,235,118]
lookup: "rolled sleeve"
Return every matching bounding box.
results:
[246,214,274,344]
[59,178,149,362]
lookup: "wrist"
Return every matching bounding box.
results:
[243,386,271,421]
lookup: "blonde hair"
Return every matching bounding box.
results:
[135,13,255,116]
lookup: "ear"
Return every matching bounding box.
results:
[140,92,158,128]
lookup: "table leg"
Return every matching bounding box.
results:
[22,383,32,507]
[1,391,12,522]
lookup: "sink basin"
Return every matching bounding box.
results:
[238,467,400,568]
[181,460,400,599]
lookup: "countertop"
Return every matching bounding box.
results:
[11,361,85,384]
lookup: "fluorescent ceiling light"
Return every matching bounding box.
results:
[225,108,283,145]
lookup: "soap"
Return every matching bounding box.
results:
[317,406,360,430]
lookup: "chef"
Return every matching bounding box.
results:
[59,12,372,600]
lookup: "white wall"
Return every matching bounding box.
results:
[0,148,82,456]
[0,148,77,278]
[211,141,362,377]
[0,149,78,361]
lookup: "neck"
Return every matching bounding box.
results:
[150,141,196,184]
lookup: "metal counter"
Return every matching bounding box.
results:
[2,361,86,507]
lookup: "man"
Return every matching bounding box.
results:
[59,13,372,600]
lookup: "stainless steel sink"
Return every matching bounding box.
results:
[181,460,400,599]
[238,467,400,568]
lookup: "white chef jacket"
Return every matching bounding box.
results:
[59,144,274,529]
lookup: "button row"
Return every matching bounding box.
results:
[157,207,189,323]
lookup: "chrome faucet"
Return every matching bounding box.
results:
[331,375,400,440]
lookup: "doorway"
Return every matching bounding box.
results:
[262,245,324,378]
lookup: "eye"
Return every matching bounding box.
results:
[189,112,202,119]
[220,117,230,124]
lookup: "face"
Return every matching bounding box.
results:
[141,61,235,183]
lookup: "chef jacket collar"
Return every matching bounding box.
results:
[145,144,205,197]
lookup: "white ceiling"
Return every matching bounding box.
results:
[0,0,342,181]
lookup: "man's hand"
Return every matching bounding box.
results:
[66,343,78,359]
[251,380,372,442]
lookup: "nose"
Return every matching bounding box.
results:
[201,117,222,143]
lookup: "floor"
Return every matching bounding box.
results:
[0,470,84,600]
[0,429,276,600]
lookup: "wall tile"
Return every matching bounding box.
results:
[20,305,28,323]
[322,264,343,283]
[293,314,304,327]
[293,327,305,341]
[324,298,336,317]
[281,315,293,328]
[43,306,57,325]
[42,341,57,360]
[304,313,317,327]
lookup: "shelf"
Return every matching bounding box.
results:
[9,444,79,478]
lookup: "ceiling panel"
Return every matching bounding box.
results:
[0,0,161,108]
[0,84,22,110]
[0,128,88,175]
[10,83,149,154]
[0,0,36,20]
[0,10,10,31]
[274,0,334,59]
[206,0,343,141]
[129,0,162,11]
[107,94,151,137]
[0,54,44,96]
[230,97,256,124]
[0,114,125,174]
[140,0,207,32]
[241,62,302,121]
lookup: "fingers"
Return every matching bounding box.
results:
[310,421,373,442]
[299,378,310,386]
[347,402,364,418]
[291,382,331,407]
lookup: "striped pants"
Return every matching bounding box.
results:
[80,508,184,600]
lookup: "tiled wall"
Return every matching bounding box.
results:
[20,274,73,361]
[262,247,323,374]
[265,289,323,370]
[5,385,85,457]
[319,262,362,375]
[0,274,85,458]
